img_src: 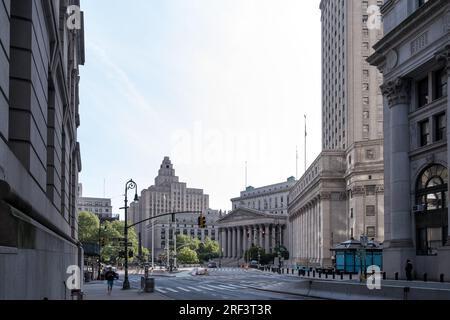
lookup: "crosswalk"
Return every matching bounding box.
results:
[154,282,252,294]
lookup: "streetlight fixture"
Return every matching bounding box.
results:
[122,179,139,290]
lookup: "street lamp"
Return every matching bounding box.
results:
[359,235,368,282]
[122,179,139,290]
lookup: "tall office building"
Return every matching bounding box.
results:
[129,157,223,259]
[0,0,85,299]
[288,0,385,268]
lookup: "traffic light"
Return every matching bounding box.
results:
[198,215,206,229]
[128,250,134,258]
[100,238,105,246]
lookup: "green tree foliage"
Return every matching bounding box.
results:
[177,247,199,264]
[78,211,99,243]
[197,237,220,262]
[78,212,149,265]
[243,245,277,265]
[176,235,220,263]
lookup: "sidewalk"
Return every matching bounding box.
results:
[82,281,172,300]
[252,277,450,300]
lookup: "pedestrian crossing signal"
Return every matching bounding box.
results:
[198,215,206,229]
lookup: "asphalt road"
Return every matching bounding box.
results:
[115,268,315,300]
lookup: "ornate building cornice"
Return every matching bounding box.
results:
[381,78,411,107]
[435,44,450,71]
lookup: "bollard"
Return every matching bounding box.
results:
[349,273,352,280]
[383,272,386,280]
[340,273,344,280]
[325,273,328,279]
[313,271,316,278]
[292,269,294,275]
[395,272,399,280]
[403,287,410,300]
[319,272,322,278]
[440,274,445,283]
[332,272,335,280]
[298,270,301,277]
[307,271,310,277]
[424,273,428,282]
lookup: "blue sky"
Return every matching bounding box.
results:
[78,0,322,218]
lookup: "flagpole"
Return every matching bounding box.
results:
[304,115,307,173]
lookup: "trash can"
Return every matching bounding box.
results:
[141,277,155,293]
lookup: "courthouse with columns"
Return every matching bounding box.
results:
[217,178,295,261]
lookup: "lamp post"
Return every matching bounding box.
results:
[359,235,368,282]
[122,179,139,290]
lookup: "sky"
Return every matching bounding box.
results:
[78,0,323,219]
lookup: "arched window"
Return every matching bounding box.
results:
[416,164,448,211]
[415,164,448,256]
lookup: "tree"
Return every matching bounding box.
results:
[78,211,99,243]
[197,237,220,262]
[176,235,200,251]
[177,247,199,264]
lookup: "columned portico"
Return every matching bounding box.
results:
[218,207,288,263]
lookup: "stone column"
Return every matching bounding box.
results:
[237,227,242,259]
[270,225,275,252]
[227,228,232,258]
[264,224,270,253]
[249,226,254,247]
[259,225,264,248]
[382,78,413,247]
[232,227,237,258]
[220,228,226,257]
[243,226,248,252]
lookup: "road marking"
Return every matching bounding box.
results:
[177,287,191,292]
[164,287,179,293]
[198,286,215,291]
[215,285,238,290]
[187,286,203,292]
[155,288,167,294]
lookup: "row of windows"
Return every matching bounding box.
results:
[78,207,109,213]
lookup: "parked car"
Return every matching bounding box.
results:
[249,260,259,269]
[191,267,208,276]
[207,262,217,268]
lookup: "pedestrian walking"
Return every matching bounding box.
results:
[105,266,116,294]
[405,260,413,281]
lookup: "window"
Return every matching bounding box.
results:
[434,68,447,100]
[435,113,446,142]
[419,120,430,147]
[415,165,448,255]
[417,77,429,108]
[366,149,374,160]
[366,205,376,216]
[350,208,354,219]
[367,227,376,238]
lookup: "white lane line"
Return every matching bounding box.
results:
[187,286,203,292]
[156,288,167,294]
[177,287,191,292]
[164,287,179,293]
[198,286,215,291]
[226,284,248,289]
[206,284,234,291]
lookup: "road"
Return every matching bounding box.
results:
[115,268,316,300]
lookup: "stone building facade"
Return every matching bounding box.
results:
[288,0,385,268]
[0,0,85,299]
[218,178,296,261]
[369,0,450,281]
[129,157,223,260]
